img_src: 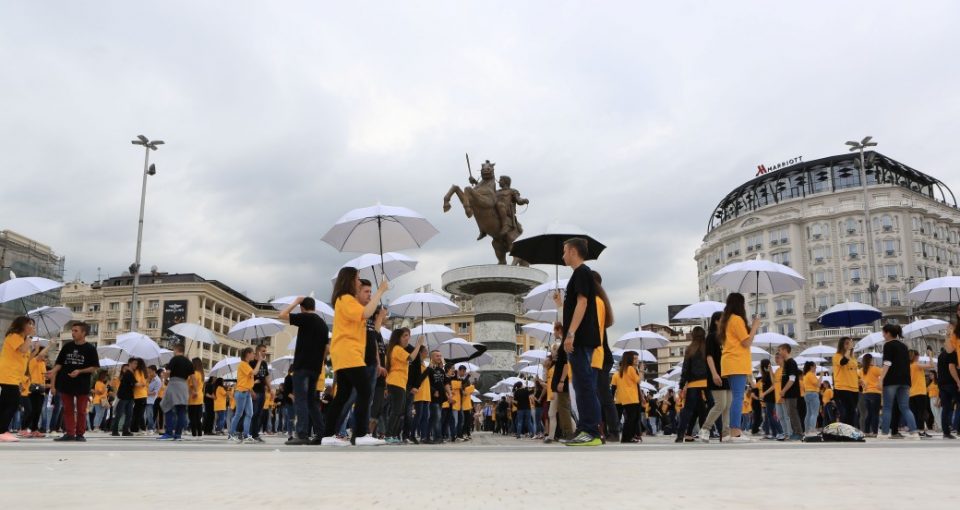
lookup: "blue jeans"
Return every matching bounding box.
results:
[569,345,601,437]
[804,393,820,432]
[880,384,917,434]
[164,405,187,438]
[283,405,295,437]
[516,409,534,437]
[145,402,156,430]
[93,405,108,430]
[727,374,747,431]
[292,370,323,440]
[429,403,442,441]
[415,401,431,440]
[113,399,134,434]
[215,410,226,432]
[229,390,254,438]
[444,407,459,439]
[863,393,880,434]
[763,403,783,437]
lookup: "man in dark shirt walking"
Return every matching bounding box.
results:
[777,344,803,441]
[47,322,99,442]
[279,296,329,445]
[879,324,920,439]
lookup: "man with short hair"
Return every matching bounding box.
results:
[279,296,329,445]
[47,322,99,442]
[158,343,193,441]
[556,238,603,446]
[248,344,271,443]
[777,344,803,441]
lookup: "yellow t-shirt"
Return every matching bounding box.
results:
[773,367,783,403]
[316,363,327,392]
[20,374,29,397]
[331,295,366,372]
[928,381,939,399]
[385,344,409,389]
[546,366,555,401]
[720,315,751,376]
[909,362,927,397]
[591,297,606,370]
[158,381,167,399]
[236,361,254,392]
[228,388,236,409]
[862,366,882,394]
[189,373,204,405]
[28,358,46,386]
[461,384,475,411]
[133,371,148,399]
[93,381,107,405]
[214,386,227,411]
[803,372,819,394]
[0,333,28,386]
[616,366,640,405]
[450,379,462,410]
[822,388,833,404]
[265,391,274,409]
[742,395,752,413]
[610,371,621,404]
[831,353,860,392]
[414,363,431,403]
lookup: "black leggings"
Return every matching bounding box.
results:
[386,384,406,438]
[0,384,21,434]
[188,405,203,437]
[323,367,371,439]
[29,391,43,431]
[910,395,929,432]
[621,403,640,442]
[834,389,859,426]
[132,398,147,432]
[676,388,707,439]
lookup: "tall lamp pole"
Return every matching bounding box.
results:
[632,302,646,330]
[845,137,879,318]
[129,135,163,333]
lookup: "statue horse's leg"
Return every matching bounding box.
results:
[443,185,474,218]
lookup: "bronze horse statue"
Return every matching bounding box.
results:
[443,160,528,265]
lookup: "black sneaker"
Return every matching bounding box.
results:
[75,435,86,442]
[309,436,323,446]
[944,433,957,440]
[111,432,120,437]
[252,437,265,443]
[285,437,309,446]
[409,436,419,445]
[54,435,76,442]
[122,432,134,437]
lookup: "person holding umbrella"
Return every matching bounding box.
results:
[383,327,423,444]
[718,293,760,443]
[321,267,389,447]
[831,337,861,427]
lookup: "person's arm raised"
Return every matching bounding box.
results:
[279,297,303,322]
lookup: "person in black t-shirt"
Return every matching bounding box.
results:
[513,382,533,438]
[279,296,329,445]
[937,340,960,438]
[420,350,451,443]
[758,358,784,440]
[879,324,919,438]
[48,322,99,441]
[700,312,730,441]
[777,344,803,440]
[248,344,270,443]
[112,363,137,437]
[554,237,602,446]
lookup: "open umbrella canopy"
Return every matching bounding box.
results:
[491,377,524,393]
[98,358,122,368]
[169,322,218,345]
[512,360,531,372]
[673,301,725,320]
[519,365,544,378]
[228,316,285,342]
[522,279,570,313]
[331,252,418,284]
[519,349,549,362]
[509,222,606,265]
[30,337,50,348]
[523,309,559,322]
[388,293,459,318]
[750,346,772,361]
[614,330,669,350]
[210,357,242,378]
[640,381,657,393]
[612,348,656,363]
[0,276,63,305]
[270,296,335,323]
[902,318,949,339]
[907,273,960,303]
[752,332,798,347]
[270,355,295,375]
[855,332,885,352]
[817,302,882,328]
[793,356,825,365]
[321,203,439,254]
[270,377,286,386]
[455,362,480,373]
[437,338,480,359]
[710,258,806,295]
[473,353,494,367]
[520,323,555,342]
[799,345,836,357]
[409,324,456,347]
[27,306,73,337]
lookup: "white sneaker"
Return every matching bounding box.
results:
[321,436,350,447]
[242,437,256,444]
[698,429,711,443]
[905,432,922,440]
[354,434,386,446]
[728,434,751,443]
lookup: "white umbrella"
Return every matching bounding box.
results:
[271,355,295,375]
[474,353,494,366]
[437,338,480,359]
[0,276,63,311]
[750,346,772,361]
[388,293,459,318]
[793,356,825,365]
[907,273,960,303]
[519,365,545,378]
[902,319,949,339]
[673,301,725,320]
[27,306,73,338]
[210,357,242,378]
[613,348,657,363]
[320,203,439,281]
[520,323,554,343]
[332,252,418,284]
[169,322,218,345]
[524,309,559,322]
[270,377,286,386]
[270,296,335,322]
[519,349,549,362]
[858,351,882,362]
[409,324,456,348]
[115,332,166,360]
[455,362,479,372]
[30,337,49,348]
[855,332,884,352]
[753,332,798,347]
[614,330,669,350]
[482,392,500,400]
[640,381,657,392]
[98,358,121,368]
[512,361,531,372]
[710,257,806,314]
[522,279,570,313]
[653,377,678,388]
[799,345,836,357]
[380,327,392,339]
[228,316,285,342]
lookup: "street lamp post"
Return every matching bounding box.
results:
[632,301,646,330]
[846,136,879,321]
[129,135,163,333]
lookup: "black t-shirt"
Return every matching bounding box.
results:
[704,331,729,390]
[250,359,270,394]
[562,264,600,349]
[118,371,136,400]
[290,312,330,372]
[406,347,422,392]
[364,319,385,367]
[514,387,531,410]
[54,341,99,395]
[882,339,911,387]
[551,349,568,393]
[938,351,958,389]
[781,358,801,398]
[424,366,447,404]
[166,355,194,380]
[282,375,294,404]
[761,371,776,404]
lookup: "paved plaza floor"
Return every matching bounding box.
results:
[4,431,957,509]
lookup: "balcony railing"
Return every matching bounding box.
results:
[808,326,873,339]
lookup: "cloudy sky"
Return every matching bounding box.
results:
[2,2,958,340]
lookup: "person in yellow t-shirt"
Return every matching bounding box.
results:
[459,367,476,440]
[718,293,760,442]
[908,350,935,436]
[616,350,641,443]
[92,371,110,432]
[383,327,424,443]
[130,359,149,434]
[801,361,821,436]
[0,317,35,441]
[831,336,860,427]
[213,379,227,434]
[188,357,205,438]
[22,354,48,437]
[229,347,264,442]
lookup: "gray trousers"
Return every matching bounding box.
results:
[782,398,803,435]
[703,390,731,436]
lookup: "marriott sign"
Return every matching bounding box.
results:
[756,155,803,176]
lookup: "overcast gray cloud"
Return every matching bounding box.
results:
[2,1,959,342]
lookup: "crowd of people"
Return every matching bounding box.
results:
[2,238,960,445]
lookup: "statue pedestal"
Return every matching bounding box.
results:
[442,264,548,392]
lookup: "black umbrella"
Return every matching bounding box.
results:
[510,225,606,283]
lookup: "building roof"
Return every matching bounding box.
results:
[100,272,271,308]
[707,151,957,233]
